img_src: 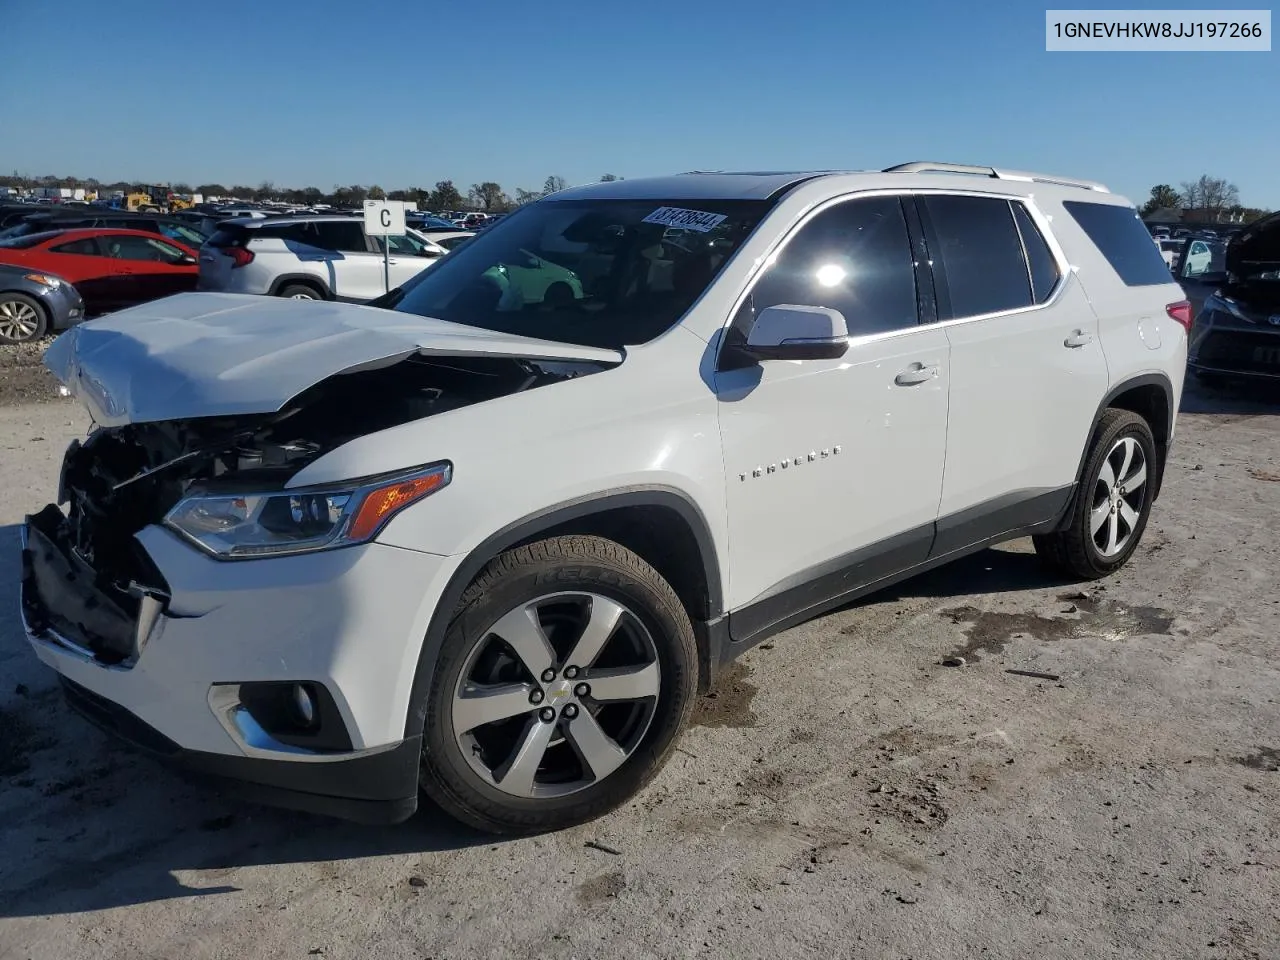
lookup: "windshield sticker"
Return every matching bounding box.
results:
[641,206,728,233]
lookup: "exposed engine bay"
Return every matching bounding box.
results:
[45,354,603,628]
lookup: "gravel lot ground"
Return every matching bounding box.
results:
[1,343,1278,960]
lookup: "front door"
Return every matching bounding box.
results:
[715,195,950,638]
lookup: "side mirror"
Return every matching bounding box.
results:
[177,254,197,265]
[745,304,849,361]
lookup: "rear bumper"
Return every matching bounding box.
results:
[60,676,421,824]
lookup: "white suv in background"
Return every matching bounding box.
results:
[198,215,453,302]
[27,163,1188,835]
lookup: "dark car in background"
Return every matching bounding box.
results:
[1178,212,1280,384]
[0,211,209,250]
[0,262,85,344]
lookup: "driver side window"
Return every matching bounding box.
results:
[742,196,920,337]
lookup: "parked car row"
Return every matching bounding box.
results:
[0,201,479,341]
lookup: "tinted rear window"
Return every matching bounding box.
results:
[1063,201,1173,286]
[207,226,250,247]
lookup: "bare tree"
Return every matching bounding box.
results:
[1179,175,1240,219]
[515,187,542,206]
[542,175,567,195]
[368,185,386,200]
[599,173,621,182]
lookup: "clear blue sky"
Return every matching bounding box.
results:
[3,0,1277,207]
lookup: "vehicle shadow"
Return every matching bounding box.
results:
[857,542,1074,610]
[1180,375,1280,415]
[0,522,497,919]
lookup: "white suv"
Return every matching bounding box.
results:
[198,215,452,302]
[26,163,1188,834]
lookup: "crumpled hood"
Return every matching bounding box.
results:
[44,293,623,426]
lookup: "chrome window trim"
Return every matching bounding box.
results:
[716,187,1079,356]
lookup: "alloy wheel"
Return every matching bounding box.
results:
[451,591,661,799]
[0,300,40,341]
[1090,435,1148,558]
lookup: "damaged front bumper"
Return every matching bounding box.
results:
[19,506,454,824]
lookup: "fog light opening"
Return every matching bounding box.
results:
[292,683,317,729]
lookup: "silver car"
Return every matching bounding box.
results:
[0,263,85,345]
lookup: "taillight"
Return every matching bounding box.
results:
[1166,300,1192,333]
[226,247,254,268]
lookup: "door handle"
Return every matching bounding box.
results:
[894,362,939,386]
[1064,330,1094,348]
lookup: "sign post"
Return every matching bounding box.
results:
[363,199,407,294]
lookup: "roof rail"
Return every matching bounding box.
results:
[882,161,1109,193]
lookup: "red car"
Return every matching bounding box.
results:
[0,228,199,317]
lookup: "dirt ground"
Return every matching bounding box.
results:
[2,345,1279,960]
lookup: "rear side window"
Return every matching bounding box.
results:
[748,195,919,336]
[207,226,250,248]
[1062,201,1173,286]
[921,195,1032,319]
[51,237,100,255]
[312,221,369,252]
[1011,203,1061,303]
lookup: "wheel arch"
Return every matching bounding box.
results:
[1076,373,1175,502]
[268,273,333,299]
[402,486,725,738]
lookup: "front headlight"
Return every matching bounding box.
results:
[164,462,451,559]
[24,273,62,289]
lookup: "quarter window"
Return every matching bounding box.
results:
[50,237,100,255]
[1062,200,1173,287]
[921,195,1033,319]
[746,196,919,336]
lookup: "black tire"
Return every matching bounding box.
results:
[277,283,323,300]
[1034,409,1158,580]
[419,535,698,835]
[0,292,49,345]
[542,281,574,309]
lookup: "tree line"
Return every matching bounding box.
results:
[0,172,623,211]
[1139,175,1269,222]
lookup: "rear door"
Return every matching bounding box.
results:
[919,193,1109,554]
[43,236,126,313]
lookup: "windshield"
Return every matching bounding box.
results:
[158,222,208,247]
[382,198,770,348]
